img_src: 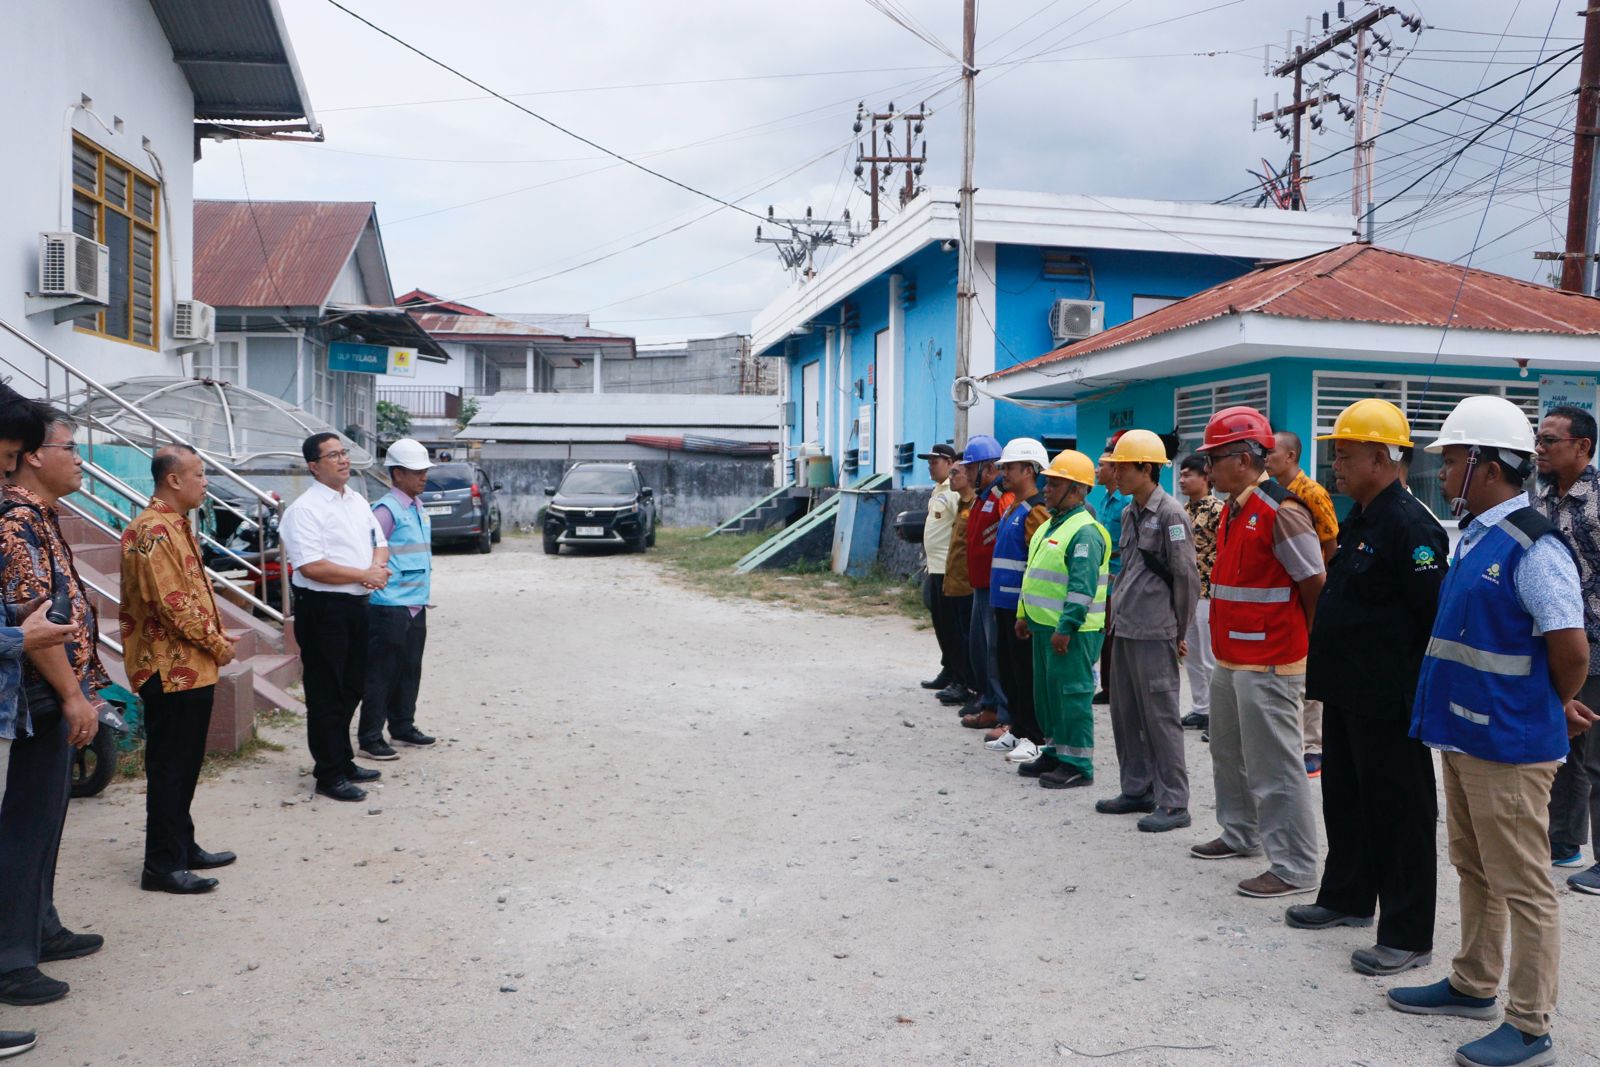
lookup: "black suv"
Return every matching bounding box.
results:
[422,462,503,553]
[542,463,656,554]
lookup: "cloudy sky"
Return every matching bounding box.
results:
[196,0,1588,344]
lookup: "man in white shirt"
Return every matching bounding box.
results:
[918,444,968,702]
[278,433,389,802]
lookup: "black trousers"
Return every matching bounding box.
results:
[359,605,427,746]
[923,575,969,688]
[0,707,71,973]
[1547,675,1600,856]
[293,588,369,786]
[1315,701,1438,952]
[946,594,973,690]
[140,675,215,875]
[994,609,1042,743]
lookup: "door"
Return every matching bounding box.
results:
[801,360,820,444]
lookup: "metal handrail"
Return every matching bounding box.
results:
[75,573,124,657]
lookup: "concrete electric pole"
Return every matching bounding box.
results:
[953,0,976,448]
[1559,3,1600,294]
[853,103,929,229]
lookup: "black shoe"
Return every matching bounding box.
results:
[921,671,954,690]
[0,1029,37,1057]
[1138,807,1193,833]
[38,929,102,963]
[1092,690,1110,705]
[0,969,67,1007]
[316,778,367,802]
[188,847,236,870]
[1039,766,1092,789]
[1094,792,1156,815]
[936,685,971,705]
[1181,712,1209,730]
[958,698,982,716]
[1017,753,1063,778]
[140,869,218,895]
[346,764,382,783]
[358,740,399,761]
[391,727,435,747]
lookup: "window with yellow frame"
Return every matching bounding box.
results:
[70,136,160,349]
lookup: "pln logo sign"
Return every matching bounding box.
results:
[387,347,418,378]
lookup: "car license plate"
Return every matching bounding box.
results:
[425,505,453,516]
[576,525,604,537]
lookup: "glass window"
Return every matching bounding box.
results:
[196,340,242,383]
[425,464,473,491]
[70,136,160,348]
[559,469,637,495]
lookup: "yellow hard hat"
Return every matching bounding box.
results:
[1315,398,1414,448]
[1043,449,1096,486]
[1108,428,1170,465]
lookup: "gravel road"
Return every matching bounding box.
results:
[32,537,1600,1065]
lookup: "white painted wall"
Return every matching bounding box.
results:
[966,241,998,440]
[0,0,196,391]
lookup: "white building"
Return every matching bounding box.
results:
[0,0,317,391]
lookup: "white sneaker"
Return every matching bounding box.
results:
[1005,739,1041,763]
[984,730,1019,752]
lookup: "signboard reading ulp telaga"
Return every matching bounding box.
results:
[329,341,417,377]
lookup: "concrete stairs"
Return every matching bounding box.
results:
[733,473,890,573]
[61,512,303,752]
[705,482,798,538]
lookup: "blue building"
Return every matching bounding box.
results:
[752,188,1351,487]
[988,243,1600,523]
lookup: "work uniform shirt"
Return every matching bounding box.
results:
[1456,493,1582,636]
[1185,493,1224,600]
[374,487,427,617]
[1286,469,1339,556]
[1535,466,1600,675]
[1306,479,1448,720]
[942,493,975,597]
[1091,485,1128,575]
[922,478,960,576]
[1107,486,1199,641]
[280,480,387,594]
[1050,505,1110,636]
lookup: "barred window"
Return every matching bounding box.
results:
[71,136,160,349]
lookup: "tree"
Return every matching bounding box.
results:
[456,396,479,432]
[377,399,412,443]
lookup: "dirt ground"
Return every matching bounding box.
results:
[27,536,1600,1065]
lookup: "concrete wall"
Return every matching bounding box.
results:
[878,487,933,579]
[552,334,772,395]
[481,453,776,529]
[1,0,195,387]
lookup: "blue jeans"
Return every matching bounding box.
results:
[969,587,1009,723]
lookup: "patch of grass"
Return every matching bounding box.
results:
[650,527,927,622]
[258,707,304,731]
[116,717,292,783]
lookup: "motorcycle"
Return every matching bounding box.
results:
[70,694,132,800]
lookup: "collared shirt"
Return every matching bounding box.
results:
[1536,467,1600,673]
[1108,485,1200,641]
[942,491,975,597]
[120,498,232,694]
[1286,469,1340,553]
[1091,485,1128,574]
[1458,492,1582,636]
[922,478,960,575]
[0,611,27,741]
[280,479,387,594]
[1184,493,1224,599]
[1307,479,1448,719]
[0,485,111,710]
[1216,474,1324,674]
[374,488,425,617]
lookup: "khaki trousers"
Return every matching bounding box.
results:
[1442,750,1560,1036]
[1302,698,1323,755]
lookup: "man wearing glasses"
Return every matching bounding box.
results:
[279,433,389,803]
[1534,404,1600,895]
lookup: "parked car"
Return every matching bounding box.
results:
[542,463,656,554]
[422,462,503,553]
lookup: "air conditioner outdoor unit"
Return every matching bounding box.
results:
[37,232,109,304]
[173,299,216,345]
[1048,298,1105,345]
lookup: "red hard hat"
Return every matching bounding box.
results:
[1200,406,1274,452]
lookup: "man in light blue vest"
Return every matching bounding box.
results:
[357,439,437,760]
[1388,396,1594,1067]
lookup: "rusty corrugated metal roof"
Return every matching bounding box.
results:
[194,200,375,308]
[995,243,1600,379]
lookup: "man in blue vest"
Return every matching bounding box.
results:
[357,439,438,760]
[1388,396,1594,1067]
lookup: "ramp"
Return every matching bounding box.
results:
[733,473,890,573]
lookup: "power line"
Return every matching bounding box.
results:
[324,0,775,229]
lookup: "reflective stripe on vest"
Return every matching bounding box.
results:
[1019,509,1109,631]
[369,492,431,608]
[1211,583,1292,604]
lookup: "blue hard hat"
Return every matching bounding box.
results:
[960,434,1002,463]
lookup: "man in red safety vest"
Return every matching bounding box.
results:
[1190,407,1327,900]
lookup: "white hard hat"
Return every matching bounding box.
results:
[1424,395,1535,456]
[383,438,434,471]
[998,437,1049,470]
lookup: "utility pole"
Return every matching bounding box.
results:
[1559,3,1600,294]
[754,206,860,280]
[953,0,976,447]
[853,102,928,230]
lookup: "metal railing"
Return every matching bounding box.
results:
[0,316,291,627]
[377,384,490,421]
